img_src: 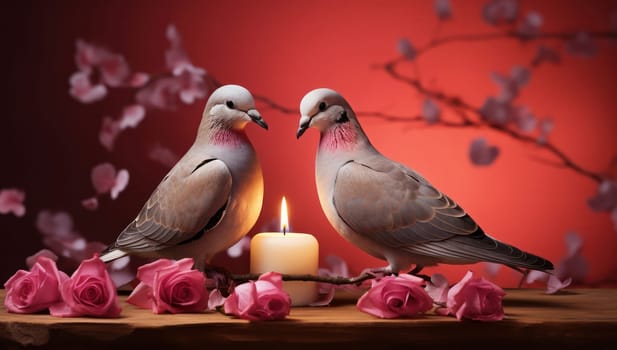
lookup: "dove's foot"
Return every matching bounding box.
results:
[359,266,396,279]
[407,265,431,282]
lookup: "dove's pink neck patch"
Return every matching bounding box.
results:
[211,129,248,147]
[320,123,356,151]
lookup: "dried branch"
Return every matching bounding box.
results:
[232,272,375,286]
[416,31,617,57]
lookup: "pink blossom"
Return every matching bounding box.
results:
[490,66,530,103]
[480,97,511,125]
[224,272,291,321]
[165,24,191,74]
[483,262,502,277]
[99,116,121,151]
[36,210,73,238]
[422,99,441,124]
[469,137,500,166]
[512,105,537,132]
[90,163,129,199]
[532,45,560,67]
[518,11,543,38]
[208,289,226,310]
[397,38,416,60]
[148,144,180,168]
[176,70,207,104]
[556,231,588,283]
[74,39,131,87]
[226,236,251,258]
[81,197,99,211]
[129,72,150,87]
[588,180,617,212]
[312,255,352,307]
[127,258,208,314]
[425,273,449,305]
[50,255,121,317]
[26,249,58,269]
[4,256,68,314]
[537,117,553,144]
[118,104,146,130]
[434,0,452,20]
[546,275,572,294]
[0,188,26,217]
[69,71,108,104]
[446,270,505,321]
[567,32,598,58]
[136,76,183,110]
[482,0,519,25]
[356,274,433,319]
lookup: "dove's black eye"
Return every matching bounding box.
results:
[318,101,327,111]
[226,100,235,109]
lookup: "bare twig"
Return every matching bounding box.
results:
[232,272,375,286]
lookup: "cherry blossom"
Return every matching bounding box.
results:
[0,188,26,217]
[397,38,416,60]
[480,97,510,125]
[588,180,617,212]
[68,71,107,104]
[226,236,251,258]
[422,99,441,124]
[511,105,537,132]
[81,197,99,211]
[148,144,180,168]
[537,117,553,144]
[531,45,560,67]
[90,163,130,199]
[434,0,452,21]
[469,137,500,166]
[99,116,121,151]
[517,11,543,38]
[567,32,598,58]
[118,104,146,130]
[482,0,518,25]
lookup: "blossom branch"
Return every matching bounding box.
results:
[416,31,617,57]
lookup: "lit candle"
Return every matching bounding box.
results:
[250,197,319,306]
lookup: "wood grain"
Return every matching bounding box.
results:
[1,289,616,349]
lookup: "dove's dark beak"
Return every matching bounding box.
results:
[296,115,311,139]
[248,110,268,130]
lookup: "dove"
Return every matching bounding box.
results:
[101,84,268,270]
[296,88,553,275]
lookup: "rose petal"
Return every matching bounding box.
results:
[148,144,180,168]
[91,163,117,194]
[118,104,146,130]
[99,116,121,151]
[26,249,58,269]
[36,210,74,238]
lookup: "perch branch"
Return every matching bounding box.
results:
[231,272,375,286]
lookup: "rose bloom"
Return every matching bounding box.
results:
[4,256,68,314]
[127,258,208,314]
[356,274,433,319]
[49,255,121,317]
[224,272,291,321]
[446,270,505,321]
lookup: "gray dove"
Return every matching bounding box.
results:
[296,88,553,275]
[101,84,267,270]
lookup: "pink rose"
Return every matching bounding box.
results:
[4,256,68,313]
[356,274,433,319]
[446,270,505,321]
[224,272,291,321]
[127,258,208,314]
[49,255,121,317]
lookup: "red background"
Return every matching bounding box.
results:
[1,0,616,287]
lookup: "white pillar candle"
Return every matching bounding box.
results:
[250,197,319,306]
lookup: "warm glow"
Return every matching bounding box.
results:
[280,196,289,234]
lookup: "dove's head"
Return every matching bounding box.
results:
[297,88,367,150]
[202,84,268,132]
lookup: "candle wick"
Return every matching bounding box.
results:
[283,227,286,235]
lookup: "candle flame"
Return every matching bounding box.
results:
[280,196,289,234]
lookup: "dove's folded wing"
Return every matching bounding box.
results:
[114,158,232,252]
[333,157,480,250]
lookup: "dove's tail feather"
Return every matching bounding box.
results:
[410,232,554,272]
[99,247,127,263]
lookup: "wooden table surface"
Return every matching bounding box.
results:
[1,288,616,349]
